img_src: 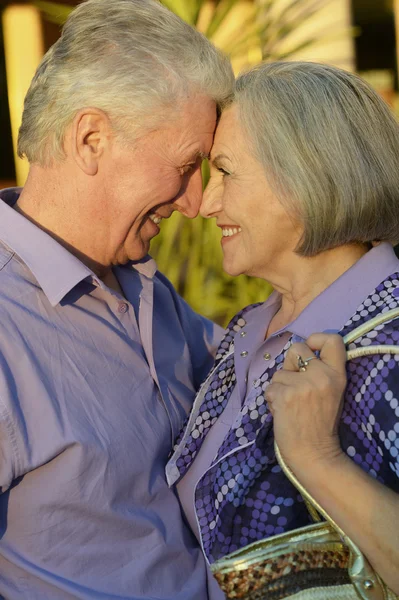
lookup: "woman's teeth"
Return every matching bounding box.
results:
[149,213,163,225]
[222,227,242,237]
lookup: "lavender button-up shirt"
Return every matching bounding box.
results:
[0,188,223,600]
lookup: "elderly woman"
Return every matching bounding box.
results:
[166,61,399,597]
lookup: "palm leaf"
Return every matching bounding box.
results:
[223,17,274,58]
[259,0,335,56]
[33,1,72,25]
[270,27,358,61]
[215,12,261,55]
[160,0,198,24]
[195,1,217,32]
[205,0,243,39]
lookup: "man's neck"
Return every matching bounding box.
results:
[15,167,111,278]
[100,270,125,297]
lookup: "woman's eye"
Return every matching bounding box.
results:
[217,167,230,177]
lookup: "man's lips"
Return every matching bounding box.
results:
[148,213,162,225]
[148,208,175,225]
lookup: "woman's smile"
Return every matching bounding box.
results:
[219,224,242,241]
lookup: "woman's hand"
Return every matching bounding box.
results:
[267,333,399,592]
[266,333,347,471]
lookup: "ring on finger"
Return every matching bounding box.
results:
[296,354,318,372]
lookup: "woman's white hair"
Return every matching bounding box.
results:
[18,0,234,166]
[233,61,399,255]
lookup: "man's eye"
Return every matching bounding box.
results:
[180,164,195,175]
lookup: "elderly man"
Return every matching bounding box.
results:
[0,1,233,598]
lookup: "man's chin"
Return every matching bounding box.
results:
[125,239,152,263]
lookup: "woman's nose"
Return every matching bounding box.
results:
[200,179,222,218]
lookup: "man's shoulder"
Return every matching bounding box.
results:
[0,242,40,309]
[152,266,216,327]
[0,241,16,272]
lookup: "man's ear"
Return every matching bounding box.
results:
[69,108,111,175]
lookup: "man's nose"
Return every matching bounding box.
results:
[174,168,203,219]
[200,178,222,218]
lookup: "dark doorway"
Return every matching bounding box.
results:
[0,19,16,184]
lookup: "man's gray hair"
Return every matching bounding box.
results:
[233,61,399,255]
[18,0,234,166]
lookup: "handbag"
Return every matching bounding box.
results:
[211,308,399,600]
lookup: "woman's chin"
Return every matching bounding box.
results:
[222,259,246,278]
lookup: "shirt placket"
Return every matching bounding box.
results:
[246,332,291,392]
[91,276,175,442]
[92,276,141,342]
[137,274,175,444]
[233,305,287,399]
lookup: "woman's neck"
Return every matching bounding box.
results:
[266,243,370,337]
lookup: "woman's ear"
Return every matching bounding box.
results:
[68,108,111,176]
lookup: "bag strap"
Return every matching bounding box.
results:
[275,443,388,599]
[344,307,399,360]
[275,308,399,599]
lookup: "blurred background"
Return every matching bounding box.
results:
[0,0,398,324]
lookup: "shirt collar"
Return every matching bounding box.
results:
[245,243,399,340]
[121,255,158,279]
[0,188,95,307]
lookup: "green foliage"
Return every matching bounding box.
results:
[158,0,350,67]
[34,1,72,25]
[161,0,203,24]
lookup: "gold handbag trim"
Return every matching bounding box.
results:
[211,308,399,600]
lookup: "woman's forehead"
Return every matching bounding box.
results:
[210,105,255,165]
[211,106,241,153]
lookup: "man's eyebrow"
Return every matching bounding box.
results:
[197,151,209,161]
[183,151,209,164]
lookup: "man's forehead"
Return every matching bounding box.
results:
[181,144,211,164]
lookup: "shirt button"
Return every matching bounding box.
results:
[244,376,248,383]
[118,302,128,314]
[240,331,247,337]
[240,350,248,357]
[263,353,271,360]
